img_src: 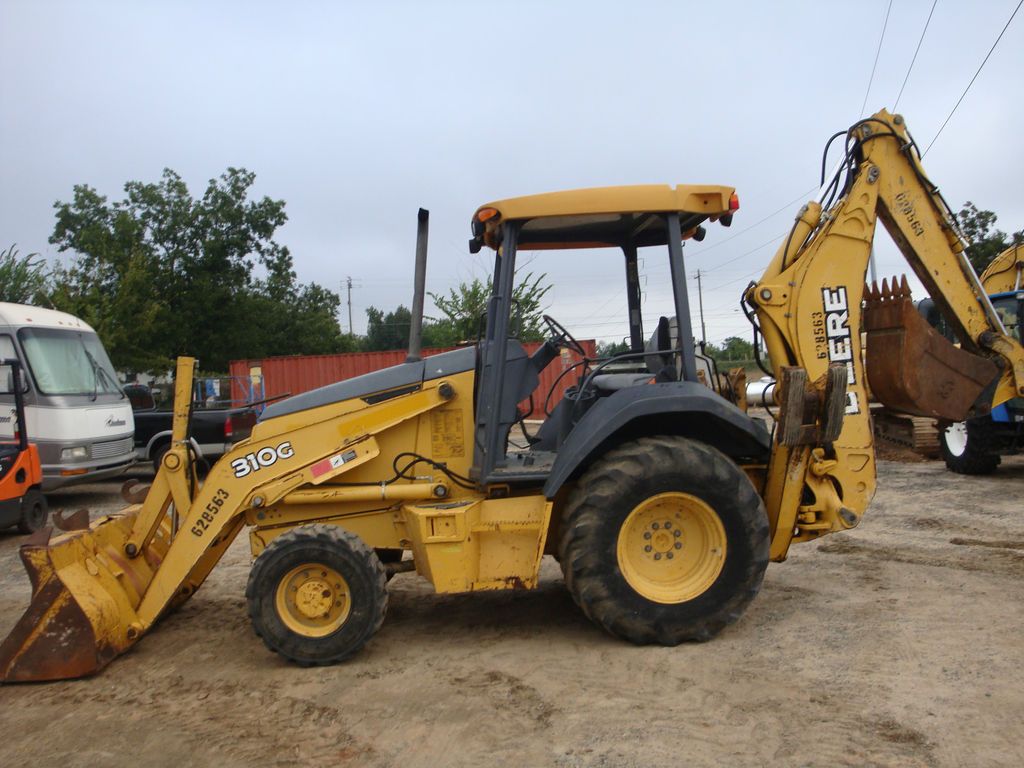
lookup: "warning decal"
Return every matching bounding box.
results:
[310,448,358,478]
[431,410,465,458]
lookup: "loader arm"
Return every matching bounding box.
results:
[749,109,1024,560]
[0,357,458,681]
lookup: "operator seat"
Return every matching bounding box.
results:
[591,316,677,392]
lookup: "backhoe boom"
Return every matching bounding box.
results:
[749,109,1024,560]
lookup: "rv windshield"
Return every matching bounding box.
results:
[18,328,122,397]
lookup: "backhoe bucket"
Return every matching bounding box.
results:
[0,509,172,682]
[864,277,999,421]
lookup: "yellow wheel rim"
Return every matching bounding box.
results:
[616,492,727,604]
[275,563,351,637]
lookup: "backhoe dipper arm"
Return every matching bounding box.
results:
[747,109,1024,561]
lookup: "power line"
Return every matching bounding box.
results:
[923,0,1024,156]
[690,187,816,256]
[643,229,789,281]
[893,0,939,110]
[706,266,768,296]
[860,0,894,117]
[699,232,788,275]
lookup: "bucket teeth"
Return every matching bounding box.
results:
[121,480,151,505]
[865,275,913,306]
[52,509,90,532]
[864,275,999,420]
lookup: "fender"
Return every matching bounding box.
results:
[145,431,203,460]
[543,381,771,498]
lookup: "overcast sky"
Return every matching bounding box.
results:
[2,1,1021,349]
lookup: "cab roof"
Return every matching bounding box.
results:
[472,184,737,251]
[0,302,94,332]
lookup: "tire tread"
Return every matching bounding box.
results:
[558,436,769,645]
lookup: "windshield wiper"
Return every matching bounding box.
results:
[83,348,123,401]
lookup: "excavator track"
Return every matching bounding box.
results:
[870,405,939,457]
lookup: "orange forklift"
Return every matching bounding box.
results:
[0,359,47,533]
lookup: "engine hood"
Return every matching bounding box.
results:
[258,347,476,423]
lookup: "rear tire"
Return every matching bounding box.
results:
[940,418,1000,475]
[559,436,769,645]
[152,441,170,474]
[17,489,48,534]
[246,524,388,666]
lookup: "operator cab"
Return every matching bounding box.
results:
[467,185,762,486]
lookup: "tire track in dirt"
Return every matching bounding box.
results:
[817,536,1024,578]
[5,673,378,767]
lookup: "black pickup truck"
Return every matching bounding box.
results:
[125,385,257,471]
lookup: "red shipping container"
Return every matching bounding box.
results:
[229,340,597,420]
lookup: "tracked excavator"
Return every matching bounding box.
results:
[2,109,1022,682]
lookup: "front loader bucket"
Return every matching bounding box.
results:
[864,277,999,421]
[0,509,172,682]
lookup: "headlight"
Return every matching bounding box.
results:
[61,446,89,461]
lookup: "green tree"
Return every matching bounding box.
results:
[49,168,348,372]
[364,305,412,351]
[706,336,754,362]
[0,245,50,304]
[596,339,629,357]
[958,202,1023,275]
[429,271,551,344]
[363,305,458,352]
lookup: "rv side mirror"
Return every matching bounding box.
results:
[0,363,25,394]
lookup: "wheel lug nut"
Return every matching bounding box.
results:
[652,522,659,530]
[674,542,682,549]
[666,552,673,559]
[664,521,672,530]
[644,545,652,552]
[643,532,651,540]
[673,529,681,538]
[654,553,662,560]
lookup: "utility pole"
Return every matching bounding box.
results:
[345,276,354,334]
[694,269,707,345]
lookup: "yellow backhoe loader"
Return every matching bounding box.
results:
[2,109,1022,682]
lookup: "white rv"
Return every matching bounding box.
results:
[0,303,135,489]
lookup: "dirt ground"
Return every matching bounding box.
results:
[0,452,1022,768]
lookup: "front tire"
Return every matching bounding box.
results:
[17,489,48,534]
[246,524,388,666]
[559,436,769,645]
[151,441,170,474]
[940,418,999,475]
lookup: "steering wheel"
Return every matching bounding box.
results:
[542,314,587,357]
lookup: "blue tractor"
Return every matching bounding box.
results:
[928,245,1023,474]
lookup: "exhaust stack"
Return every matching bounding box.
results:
[406,208,429,363]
